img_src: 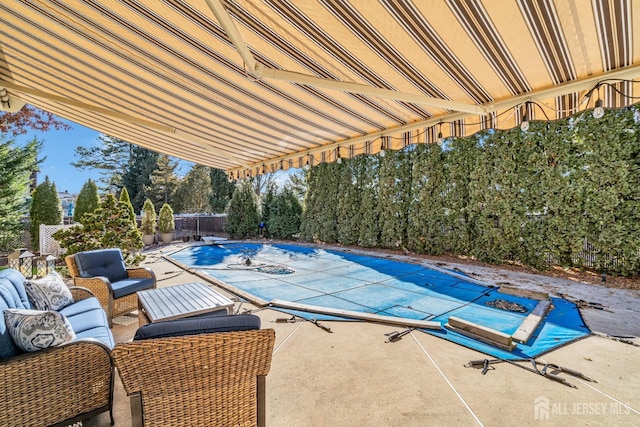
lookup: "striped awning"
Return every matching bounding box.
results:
[1,1,639,177]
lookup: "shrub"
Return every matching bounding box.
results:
[53,194,143,265]
[140,199,157,235]
[158,203,175,233]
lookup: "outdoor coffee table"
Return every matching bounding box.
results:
[137,281,235,326]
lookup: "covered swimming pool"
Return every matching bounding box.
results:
[167,243,590,360]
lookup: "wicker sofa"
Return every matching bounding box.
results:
[0,268,114,427]
[65,248,156,327]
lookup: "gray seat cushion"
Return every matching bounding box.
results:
[75,326,115,349]
[111,277,155,299]
[134,314,261,341]
[59,297,104,317]
[75,249,128,283]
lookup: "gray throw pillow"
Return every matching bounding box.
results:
[3,309,76,352]
[25,272,74,311]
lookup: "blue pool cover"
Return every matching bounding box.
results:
[168,243,590,360]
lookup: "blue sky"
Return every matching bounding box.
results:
[15,119,102,194]
[13,117,296,195]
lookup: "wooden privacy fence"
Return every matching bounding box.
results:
[173,215,227,239]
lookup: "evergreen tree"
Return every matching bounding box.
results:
[209,168,235,213]
[357,156,380,247]
[29,176,62,250]
[140,198,157,236]
[260,181,277,237]
[336,158,361,246]
[122,146,159,213]
[377,149,412,249]
[53,194,143,265]
[445,135,479,254]
[224,180,259,239]
[158,203,175,234]
[147,154,179,208]
[73,179,100,223]
[173,164,212,213]
[288,169,308,202]
[72,135,131,192]
[268,186,302,239]
[0,136,40,251]
[407,144,447,254]
[119,187,136,222]
[301,163,339,242]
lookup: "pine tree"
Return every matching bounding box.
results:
[119,187,136,222]
[73,179,100,223]
[209,168,235,213]
[224,180,259,239]
[0,136,40,251]
[29,176,62,250]
[122,146,160,213]
[147,154,179,208]
[71,135,131,192]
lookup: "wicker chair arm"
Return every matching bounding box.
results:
[0,339,113,427]
[126,267,156,283]
[68,286,97,301]
[71,276,113,308]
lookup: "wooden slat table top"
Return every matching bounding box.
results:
[137,282,234,323]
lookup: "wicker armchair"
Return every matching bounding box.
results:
[0,287,114,427]
[65,249,156,327]
[112,328,276,427]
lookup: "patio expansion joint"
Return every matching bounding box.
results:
[272,318,306,355]
[410,333,485,426]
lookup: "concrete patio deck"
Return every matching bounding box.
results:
[84,242,640,427]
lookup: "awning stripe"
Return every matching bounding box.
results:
[518,0,576,84]
[264,0,419,123]
[220,1,387,130]
[593,0,633,71]
[320,0,447,104]
[381,0,492,104]
[448,0,531,95]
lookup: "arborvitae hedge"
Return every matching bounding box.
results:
[298,106,640,276]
